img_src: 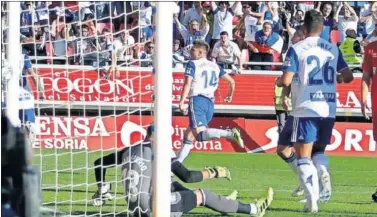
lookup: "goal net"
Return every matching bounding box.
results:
[2,2,172,216]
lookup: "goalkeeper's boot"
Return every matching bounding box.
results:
[291,186,304,197]
[205,166,232,181]
[231,128,244,149]
[92,183,114,206]
[318,168,332,203]
[226,190,238,200]
[372,189,377,203]
[252,187,274,217]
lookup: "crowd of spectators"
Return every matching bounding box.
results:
[2,1,377,74]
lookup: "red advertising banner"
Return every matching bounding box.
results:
[32,115,376,157]
[29,68,369,113]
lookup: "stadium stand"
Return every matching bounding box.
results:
[5,1,375,70]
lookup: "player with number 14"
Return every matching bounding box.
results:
[177,40,244,163]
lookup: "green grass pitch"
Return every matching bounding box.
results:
[34,150,377,217]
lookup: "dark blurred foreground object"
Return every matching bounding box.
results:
[372,189,377,202]
[1,116,40,217]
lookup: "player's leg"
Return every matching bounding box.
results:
[176,127,195,163]
[195,187,274,216]
[312,144,331,203]
[292,117,320,212]
[92,150,125,206]
[276,116,303,197]
[193,96,244,148]
[372,111,377,202]
[312,118,335,203]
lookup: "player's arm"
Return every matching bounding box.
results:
[179,61,195,112]
[337,48,354,83]
[220,67,235,102]
[334,3,343,24]
[361,46,372,119]
[171,160,231,183]
[282,85,291,111]
[277,47,298,87]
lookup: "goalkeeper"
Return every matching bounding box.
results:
[94,124,274,217]
[92,125,234,206]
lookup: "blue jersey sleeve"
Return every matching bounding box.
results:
[184,61,196,77]
[336,48,348,72]
[24,55,32,69]
[219,65,226,77]
[282,47,299,73]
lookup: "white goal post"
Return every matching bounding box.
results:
[5,2,21,127]
[152,2,173,217]
[2,1,174,216]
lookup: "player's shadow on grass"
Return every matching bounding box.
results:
[337,201,375,205]
[336,183,377,188]
[183,213,230,216]
[270,207,377,215]
[212,118,257,153]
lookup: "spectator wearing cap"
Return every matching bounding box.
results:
[248,21,283,70]
[172,40,185,68]
[210,1,241,47]
[139,41,154,67]
[211,31,243,72]
[174,13,209,57]
[335,2,359,43]
[182,1,203,27]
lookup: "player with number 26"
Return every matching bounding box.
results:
[277,10,354,213]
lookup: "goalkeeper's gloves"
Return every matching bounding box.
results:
[205,166,231,181]
[92,183,114,206]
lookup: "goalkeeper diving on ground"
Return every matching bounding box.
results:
[92,124,273,217]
